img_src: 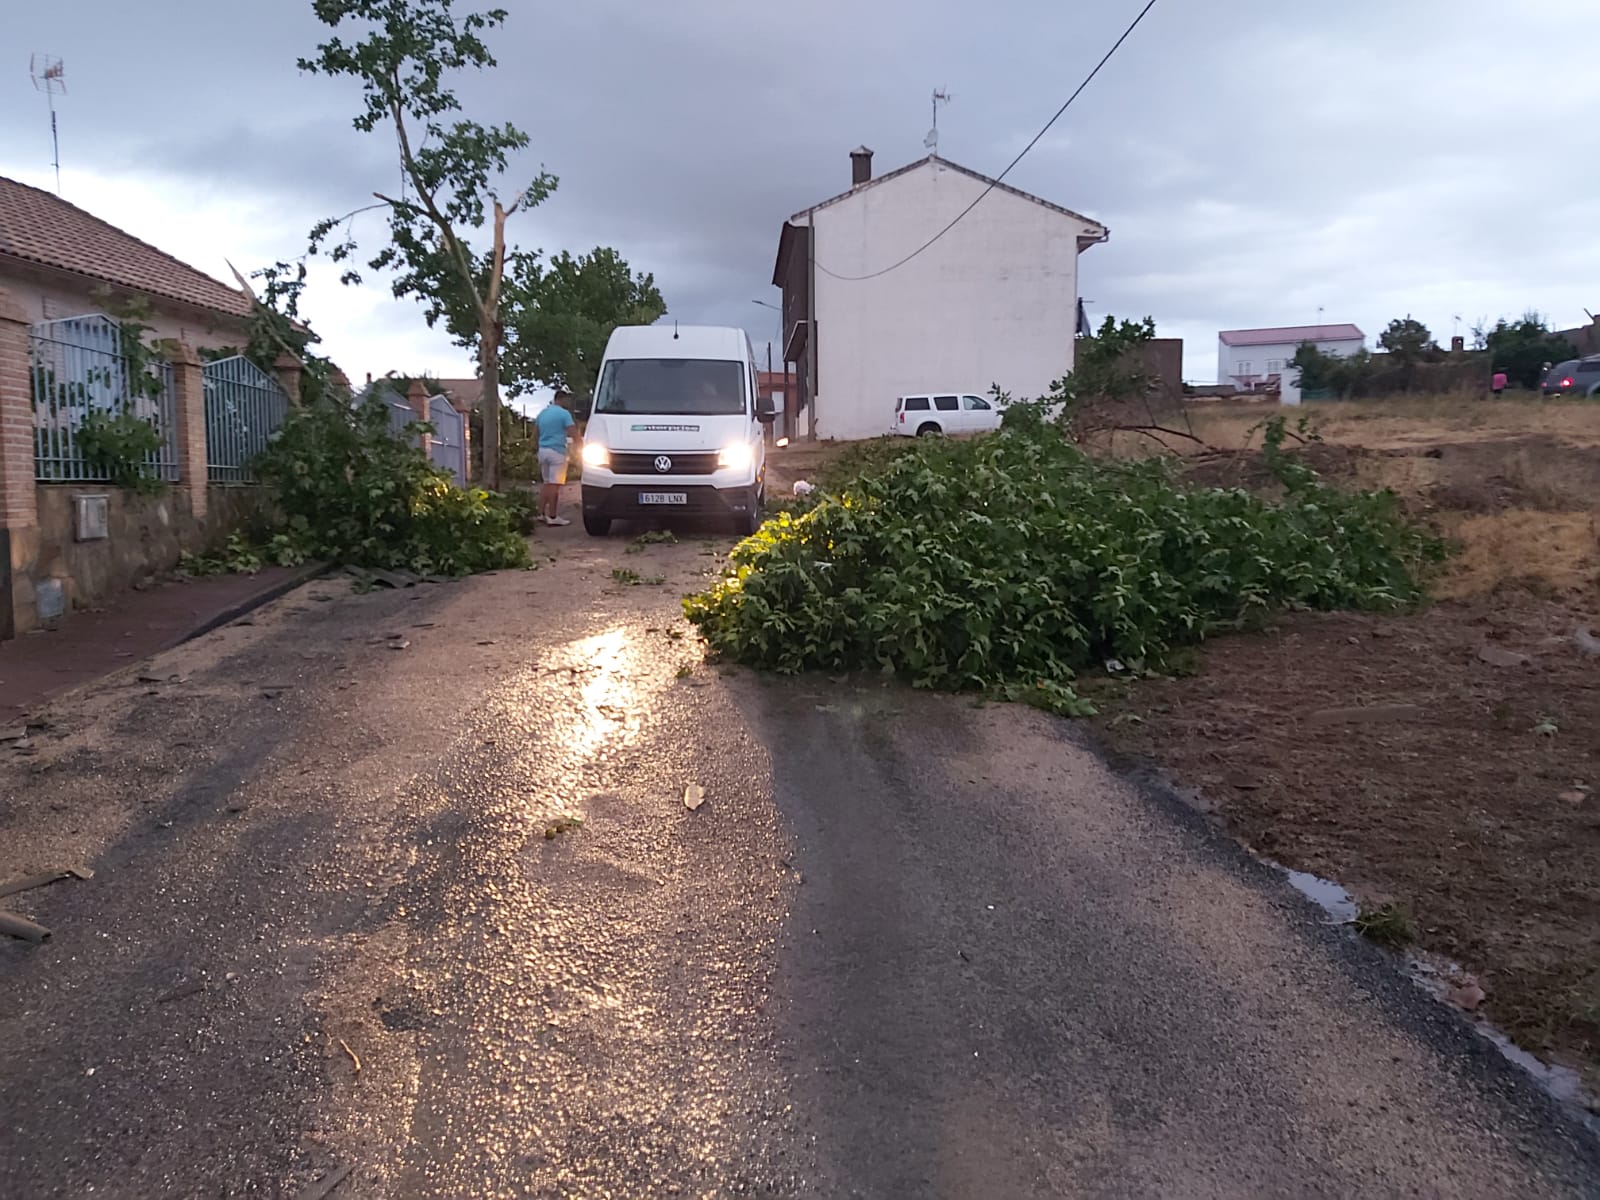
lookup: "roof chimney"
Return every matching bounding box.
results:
[850,145,874,187]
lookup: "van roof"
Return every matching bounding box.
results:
[603,324,750,361]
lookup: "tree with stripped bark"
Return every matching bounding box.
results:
[300,0,553,489]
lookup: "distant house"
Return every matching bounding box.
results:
[1553,315,1600,357]
[1217,323,1365,390]
[0,174,253,349]
[772,148,1108,441]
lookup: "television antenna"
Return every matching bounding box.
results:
[30,53,66,194]
[924,88,951,153]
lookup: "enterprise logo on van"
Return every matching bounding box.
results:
[630,423,700,432]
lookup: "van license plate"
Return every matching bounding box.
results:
[638,491,687,505]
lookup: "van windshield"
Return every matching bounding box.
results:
[593,359,746,416]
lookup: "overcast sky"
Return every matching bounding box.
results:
[4,0,1597,390]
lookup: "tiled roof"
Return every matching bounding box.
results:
[0,175,253,319]
[1219,323,1364,347]
[433,378,483,411]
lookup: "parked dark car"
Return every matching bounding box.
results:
[1541,357,1600,396]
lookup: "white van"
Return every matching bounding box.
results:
[579,325,774,536]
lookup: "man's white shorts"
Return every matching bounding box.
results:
[538,448,568,485]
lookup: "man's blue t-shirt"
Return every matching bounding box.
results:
[535,403,574,452]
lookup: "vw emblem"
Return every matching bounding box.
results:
[653,455,673,473]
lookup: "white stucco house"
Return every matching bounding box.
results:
[771,149,1108,441]
[1217,323,1365,391]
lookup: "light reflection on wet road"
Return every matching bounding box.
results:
[346,611,802,1197]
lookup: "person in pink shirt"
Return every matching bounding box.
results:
[1491,368,1508,396]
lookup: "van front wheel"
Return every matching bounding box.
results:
[735,488,764,537]
[583,512,612,537]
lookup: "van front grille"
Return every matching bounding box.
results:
[608,451,720,475]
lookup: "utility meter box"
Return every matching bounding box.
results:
[74,494,110,541]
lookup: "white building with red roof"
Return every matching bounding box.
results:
[1217,323,1365,390]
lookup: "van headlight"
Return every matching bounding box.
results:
[717,441,754,471]
[581,442,609,468]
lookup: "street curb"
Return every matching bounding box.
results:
[166,561,333,650]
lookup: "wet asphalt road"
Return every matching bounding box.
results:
[1,524,1597,1198]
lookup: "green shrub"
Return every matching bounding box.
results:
[684,421,1443,714]
[256,397,531,575]
[76,408,165,493]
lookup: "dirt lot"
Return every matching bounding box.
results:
[769,399,1600,1094]
[1100,397,1600,1092]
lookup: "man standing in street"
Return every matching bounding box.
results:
[535,390,578,526]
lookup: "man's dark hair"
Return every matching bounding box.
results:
[553,388,574,406]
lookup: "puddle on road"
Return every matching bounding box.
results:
[1273,863,1359,923]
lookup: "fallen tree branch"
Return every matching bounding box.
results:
[0,865,92,900]
[0,910,51,943]
[338,1038,362,1076]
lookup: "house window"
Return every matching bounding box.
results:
[1236,360,1253,376]
[1265,358,1283,373]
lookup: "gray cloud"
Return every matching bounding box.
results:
[4,0,1597,384]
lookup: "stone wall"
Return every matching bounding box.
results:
[31,484,276,613]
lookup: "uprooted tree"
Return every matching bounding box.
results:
[299,0,554,490]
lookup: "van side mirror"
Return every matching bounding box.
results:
[755,395,776,422]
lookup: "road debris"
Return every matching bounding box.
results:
[683,783,706,812]
[294,1163,353,1200]
[1574,626,1600,658]
[388,639,410,651]
[338,1038,362,1076]
[1476,644,1531,668]
[0,911,52,942]
[1445,981,1486,1011]
[544,816,584,840]
[0,865,93,900]
[0,726,27,743]
[1558,786,1591,805]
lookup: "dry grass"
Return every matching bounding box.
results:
[1432,511,1600,599]
[1186,394,1600,452]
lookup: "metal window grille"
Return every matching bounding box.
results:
[203,355,289,483]
[30,313,179,483]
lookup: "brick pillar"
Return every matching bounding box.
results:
[407,379,432,457]
[169,340,208,521]
[273,352,303,406]
[0,288,39,639]
[456,400,473,483]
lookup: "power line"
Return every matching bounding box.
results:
[814,0,1157,283]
